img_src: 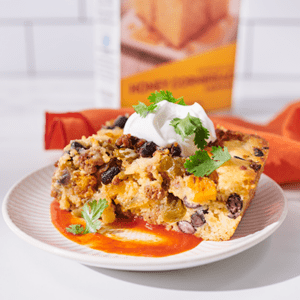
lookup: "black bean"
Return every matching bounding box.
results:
[197,207,209,215]
[170,143,182,157]
[226,193,243,219]
[113,115,128,129]
[71,141,86,152]
[183,196,201,209]
[139,141,157,157]
[250,162,261,172]
[254,148,264,157]
[130,135,141,147]
[101,166,121,185]
[234,156,246,161]
[177,221,195,234]
[57,170,70,185]
[228,212,240,219]
[103,125,115,129]
[191,212,206,228]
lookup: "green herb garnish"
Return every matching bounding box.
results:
[170,112,231,176]
[133,90,186,117]
[133,101,157,118]
[170,113,210,149]
[148,90,186,106]
[184,146,231,177]
[66,224,84,235]
[66,199,108,235]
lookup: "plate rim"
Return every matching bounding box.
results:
[2,164,288,271]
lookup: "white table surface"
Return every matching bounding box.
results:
[1,79,300,300]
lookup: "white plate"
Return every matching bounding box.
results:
[2,165,288,271]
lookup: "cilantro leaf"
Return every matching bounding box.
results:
[193,126,210,149]
[66,224,84,235]
[184,150,211,176]
[134,90,186,117]
[148,90,169,103]
[147,103,158,113]
[211,146,231,163]
[82,199,108,234]
[176,97,186,106]
[170,113,198,138]
[65,199,108,235]
[132,102,151,118]
[148,90,186,106]
[184,146,231,177]
[170,113,210,149]
[132,102,158,118]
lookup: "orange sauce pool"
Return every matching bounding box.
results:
[50,200,201,257]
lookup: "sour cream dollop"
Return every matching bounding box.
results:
[123,100,216,157]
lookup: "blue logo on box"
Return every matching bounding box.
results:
[103,36,110,47]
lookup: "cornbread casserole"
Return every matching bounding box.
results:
[51,115,269,241]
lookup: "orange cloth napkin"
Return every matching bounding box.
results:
[45,108,134,149]
[45,102,300,184]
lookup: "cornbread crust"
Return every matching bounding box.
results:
[51,123,269,241]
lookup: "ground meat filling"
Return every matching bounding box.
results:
[208,129,244,147]
[76,148,105,174]
[145,185,166,201]
[115,134,146,150]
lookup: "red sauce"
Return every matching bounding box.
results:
[50,200,201,257]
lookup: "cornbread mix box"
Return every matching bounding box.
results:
[94,0,241,111]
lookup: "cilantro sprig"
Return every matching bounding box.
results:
[66,199,108,235]
[133,101,157,118]
[170,113,210,149]
[133,90,186,117]
[170,112,231,176]
[148,90,186,106]
[66,224,84,235]
[184,146,231,177]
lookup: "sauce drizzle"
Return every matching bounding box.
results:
[50,200,201,257]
